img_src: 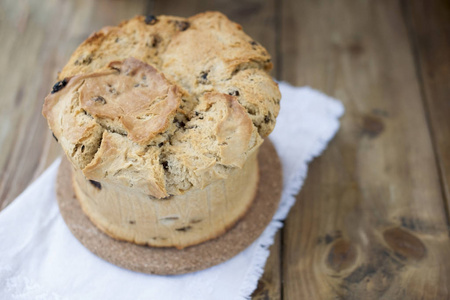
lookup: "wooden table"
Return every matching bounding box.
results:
[1,0,449,298]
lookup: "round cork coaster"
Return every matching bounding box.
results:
[56,140,282,275]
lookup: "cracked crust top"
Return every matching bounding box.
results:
[43,12,281,198]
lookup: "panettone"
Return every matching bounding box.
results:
[43,12,281,249]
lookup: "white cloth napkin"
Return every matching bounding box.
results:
[0,82,344,300]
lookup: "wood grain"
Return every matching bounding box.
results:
[0,0,149,210]
[281,0,450,299]
[1,0,450,299]
[404,0,450,218]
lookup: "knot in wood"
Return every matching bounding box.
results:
[326,239,357,272]
[383,227,426,261]
[362,115,384,137]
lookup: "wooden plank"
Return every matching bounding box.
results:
[280,0,450,299]
[251,233,282,300]
[404,0,450,217]
[0,0,149,209]
[153,2,282,298]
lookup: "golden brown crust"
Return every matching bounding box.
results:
[209,93,254,167]
[78,58,181,145]
[82,131,168,198]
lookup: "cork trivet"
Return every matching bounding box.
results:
[56,140,282,275]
